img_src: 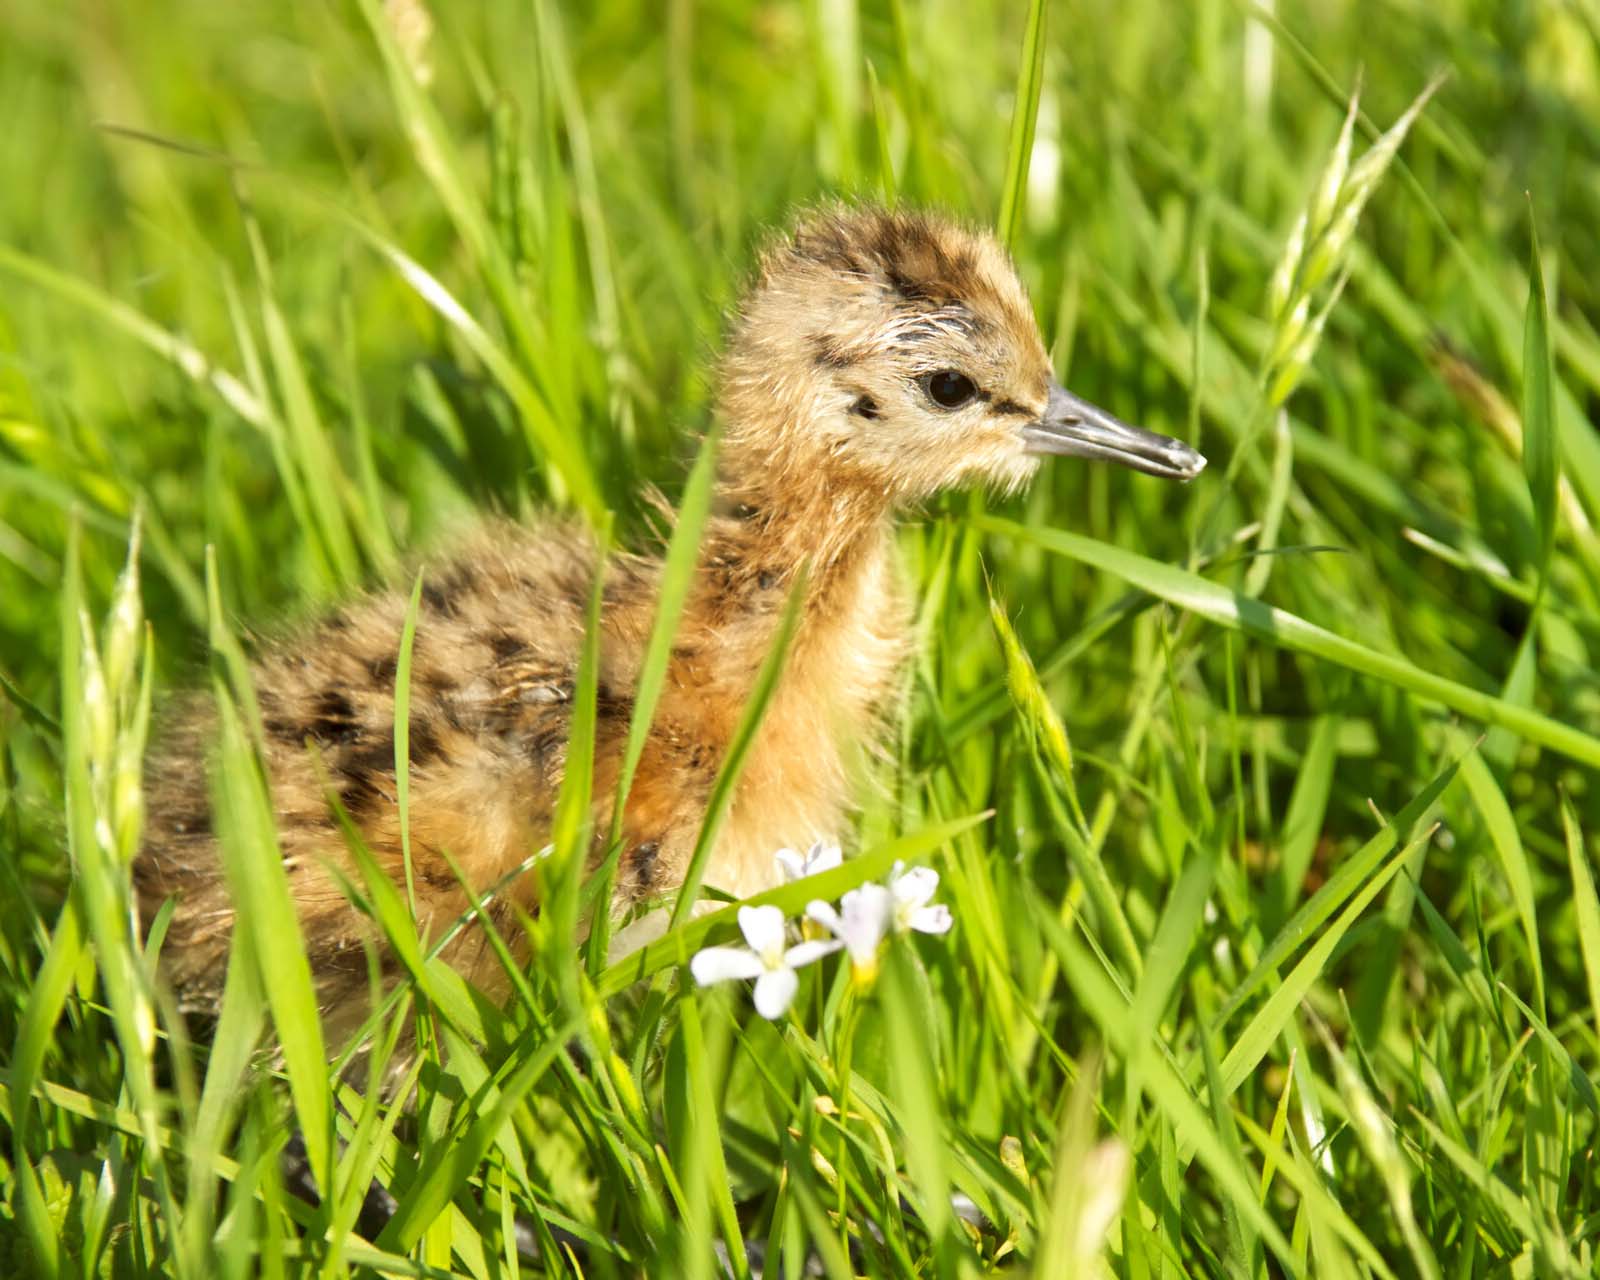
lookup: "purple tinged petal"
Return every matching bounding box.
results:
[891,864,940,909]
[910,904,953,935]
[805,839,843,875]
[773,848,806,881]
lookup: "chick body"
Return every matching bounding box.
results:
[137,205,1202,1046]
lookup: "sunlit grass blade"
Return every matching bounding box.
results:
[351,222,605,522]
[58,518,188,1274]
[393,568,425,917]
[884,0,937,201]
[181,917,267,1271]
[880,948,954,1260]
[1216,755,1460,1026]
[217,270,339,597]
[996,0,1047,249]
[1233,1111,1397,1280]
[668,566,808,929]
[672,995,748,1279]
[1034,1058,1128,1277]
[1406,1109,1579,1275]
[1029,895,1302,1276]
[1456,747,1546,1016]
[865,61,897,204]
[1522,208,1558,587]
[548,515,610,1004]
[528,0,630,433]
[588,429,720,969]
[1310,1016,1442,1280]
[812,0,862,186]
[975,514,1600,769]
[6,892,83,1279]
[1196,994,1257,1275]
[0,244,269,428]
[1267,713,1338,930]
[376,1015,581,1252]
[330,807,485,1044]
[1561,798,1600,1046]
[354,0,603,518]
[1127,848,1214,1117]
[1217,824,1432,1096]
[1495,984,1600,1119]
[205,572,331,1197]
[988,594,1084,827]
[243,213,362,587]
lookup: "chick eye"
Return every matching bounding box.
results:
[922,369,979,409]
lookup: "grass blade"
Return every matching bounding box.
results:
[1456,747,1546,1016]
[1267,713,1339,931]
[975,514,1600,769]
[669,565,808,929]
[205,573,331,1196]
[1562,797,1600,1046]
[377,1016,580,1252]
[1218,825,1432,1096]
[0,244,268,428]
[1216,754,1460,1027]
[588,430,720,968]
[394,569,425,916]
[1522,208,1558,587]
[996,0,1048,249]
[1030,896,1302,1276]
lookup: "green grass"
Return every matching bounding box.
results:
[4,0,1600,1275]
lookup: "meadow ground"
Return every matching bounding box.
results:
[3,1,1600,1276]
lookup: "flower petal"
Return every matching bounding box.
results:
[806,899,844,934]
[805,839,843,876]
[839,884,893,962]
[843,882,893,923]
[773,847,806,881]
[691,946,765,986]
[738,904,787,954]
[753,967,799,1019]
[891,864,939,909]
[909,904,953,935]
[784,939,843,969]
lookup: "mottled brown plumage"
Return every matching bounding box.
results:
[136,205,1203,1050]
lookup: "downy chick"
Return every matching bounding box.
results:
[136,205,1204,1049]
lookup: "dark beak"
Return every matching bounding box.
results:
[1021,382,1206,481]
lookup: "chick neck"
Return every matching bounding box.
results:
[655,426,905,885]
[679,410,904,693]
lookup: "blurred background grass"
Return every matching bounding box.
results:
[4,0,1600,1275]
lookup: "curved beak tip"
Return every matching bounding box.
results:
[1024,382,1207,482]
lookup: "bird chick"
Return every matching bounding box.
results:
[136,205,1204,1049]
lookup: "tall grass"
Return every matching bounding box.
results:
[3,0,1600,1276]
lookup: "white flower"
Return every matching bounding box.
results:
[774,838,843,884]
[888,862,953,936]
[690,905,839,1019]
[806,883,893,981]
